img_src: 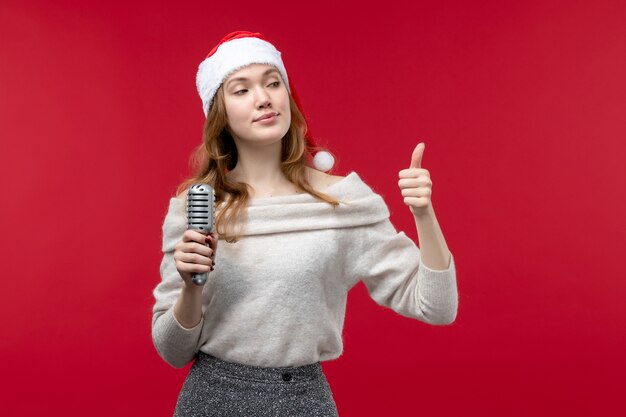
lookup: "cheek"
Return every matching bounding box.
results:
[225,102,247,125]
[283,110,292,127]
[280,94,291,120]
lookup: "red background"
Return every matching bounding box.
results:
[1,0,625,415]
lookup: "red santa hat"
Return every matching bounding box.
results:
[196,31,335,172]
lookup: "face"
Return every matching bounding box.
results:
[222,63,291,146]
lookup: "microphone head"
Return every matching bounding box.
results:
[187,184,215,233]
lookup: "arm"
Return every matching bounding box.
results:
[412,203,452,271]
[173,285,204,329]
[151,198,205,368]
[346,216,458,325]
[399,143,451,270]
[379,141,456,323]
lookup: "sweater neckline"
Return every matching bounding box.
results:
[170,171,359,206]
[166,170,390,236]
[247,171,358,205]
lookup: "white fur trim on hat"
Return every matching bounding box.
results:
[313,151,335,172]
[196,37,290,117]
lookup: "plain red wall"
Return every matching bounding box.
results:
[1,0,625,415]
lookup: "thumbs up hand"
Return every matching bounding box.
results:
[398,142,433,215]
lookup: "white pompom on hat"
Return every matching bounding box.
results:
[196,31,334,172]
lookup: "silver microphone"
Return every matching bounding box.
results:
[187,184,215,286]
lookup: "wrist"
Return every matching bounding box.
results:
[182,281,204,295]
[412,202,435,219]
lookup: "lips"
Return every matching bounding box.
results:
[254,112,278,122]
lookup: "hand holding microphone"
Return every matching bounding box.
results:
[173,184,217,287]
[174,230,218,288]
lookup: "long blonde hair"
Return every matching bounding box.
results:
[176,84,341,243]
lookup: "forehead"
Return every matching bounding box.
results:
[225,64,281,83]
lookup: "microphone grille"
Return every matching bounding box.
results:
[187,184,215,232]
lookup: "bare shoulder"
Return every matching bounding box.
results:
[306,167,345,191]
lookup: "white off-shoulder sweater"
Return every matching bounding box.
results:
[151,171,458,368]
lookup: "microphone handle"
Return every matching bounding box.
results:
[192,269,208,286]
[187,184,215,286]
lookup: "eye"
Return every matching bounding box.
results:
[269,81,281,87]
[234,89,247,95]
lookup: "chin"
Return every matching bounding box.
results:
[258,125,290,140]
[244,133,285,144]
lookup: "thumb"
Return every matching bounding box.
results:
[410,142,425,169]
[206,231,219,250]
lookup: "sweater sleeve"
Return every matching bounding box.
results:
[345,216,458,325]
[151,198,204,368]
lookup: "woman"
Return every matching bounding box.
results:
[151,31,458,417]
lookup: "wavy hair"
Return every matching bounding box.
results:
[176,83,341,243]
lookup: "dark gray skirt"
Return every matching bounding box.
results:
[173,351,339,417]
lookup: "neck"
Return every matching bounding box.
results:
[228,140,288,189]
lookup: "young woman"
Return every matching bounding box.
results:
[151,31,458,417]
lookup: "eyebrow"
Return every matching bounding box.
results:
[225,68,281,88]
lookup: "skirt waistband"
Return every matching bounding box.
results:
[195,351,324,383]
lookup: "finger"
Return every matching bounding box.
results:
[398,178,420,189]
[409,142,425,169]
[398,178,432,189]
[401,188,431,198]
[399,168,430,178]
[206,231,219,251]
[195,242,213,257]
[403,196,429,206]
[175,251,213,266]
[182,229,207,244]
[180,241,212,257]
[177,261,211,274]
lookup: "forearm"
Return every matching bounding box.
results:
[173,284,204,329]
[413,203,452,270]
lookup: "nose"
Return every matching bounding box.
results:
[254,86,272,109]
